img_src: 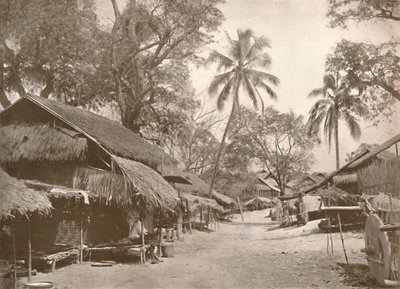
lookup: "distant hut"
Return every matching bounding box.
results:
[0,94,179,267]
[244,196,272,211]
[176,172,236,211]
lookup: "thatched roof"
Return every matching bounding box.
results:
[345,133,400,171]
[0,94,177,169]
[245,196,272,206]
[175,172,235,206]
[0,168,52,219]
[212,191,236,206]
[180,192,224,212]
[333,172,358,185]
[315,186,359,206]
[112,156,179,210]
[258,177,280,192]
[0,123,87,163]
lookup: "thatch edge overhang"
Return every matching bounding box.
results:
[0,168,52,219]
[111,155,179,211]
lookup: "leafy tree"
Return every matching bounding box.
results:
[0,0,103,107]
[106,0,223,133]
[326,40,399,124]
[307,74,368,169]
[327,0,400,28]
[206,29,279,197]
[228,106,316,195]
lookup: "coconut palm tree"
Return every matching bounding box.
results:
[206,29,279,197]
[307,73,368,170]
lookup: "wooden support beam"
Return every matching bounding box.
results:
[320,206,362,212]
[13,222,17,289]
[28,220,32,281]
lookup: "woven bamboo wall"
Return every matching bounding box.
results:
[358,159,400,197]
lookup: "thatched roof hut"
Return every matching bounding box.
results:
[0,94,181,211]
[0,168,52,219]
[180,192,224,213]
[175,172,235,207]
[0,94,177,170]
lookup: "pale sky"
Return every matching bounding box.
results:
[187,0,400,172]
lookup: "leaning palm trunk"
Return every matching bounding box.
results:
[208,99,237,198]
[335,114,340,170]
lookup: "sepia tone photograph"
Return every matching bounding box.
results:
[0,0,399,288]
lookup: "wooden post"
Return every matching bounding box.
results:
[158,210,162,257]
[80,211,83,264]
[27,220,32,282]
[337,213,349,265]
[13,222,17,289]
[237,197,244,222]
[199,206,203,229]
[140,216,146,264]
[396,143,399,158]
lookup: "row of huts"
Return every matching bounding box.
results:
[0,94,234,285]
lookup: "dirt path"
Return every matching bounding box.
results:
[24,211,374,289]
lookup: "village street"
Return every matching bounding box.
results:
[25,210,375,289]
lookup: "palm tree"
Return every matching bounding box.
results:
[307,73,368,170]
[206,29,279,197]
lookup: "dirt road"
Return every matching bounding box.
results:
[25,210,375,289]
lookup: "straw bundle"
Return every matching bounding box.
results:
[0,168,52,219]
[358,159,400,196]
[0,123,87,163]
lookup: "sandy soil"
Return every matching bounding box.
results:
[20,210,378,289]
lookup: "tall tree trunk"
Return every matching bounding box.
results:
[335,113,340,170]
[208,99,237,198]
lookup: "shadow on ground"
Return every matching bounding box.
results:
[337,263,381,288]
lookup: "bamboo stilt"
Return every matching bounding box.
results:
[28,220,32,281]
[237,197,244,222]
[80,212,83,264]
[158,210,162,257]
[337,213,349,265]
[141,217,146,264]
[13,222,17,289]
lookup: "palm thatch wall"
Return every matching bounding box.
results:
[9,94,178,170]
[0,168,52,219]
[74,157,179,211]
[0,123,87,163]
[358,159,400,196]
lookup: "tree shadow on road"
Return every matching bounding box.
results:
[337,263,382,288]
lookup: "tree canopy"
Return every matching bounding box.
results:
[227,106,316,195]
[326,40,399,124]
[327,0,400,28]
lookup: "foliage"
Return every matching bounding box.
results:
[104,0,224,133]
[206,28,279,197]
[227,106,316,195]
[307,73,368,169]
[0,0,103,106]
[326,40,399,124]
[327,0,400,28]
[158,97,222,173]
